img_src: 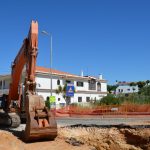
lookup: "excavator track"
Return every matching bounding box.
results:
[0,112,11,126]
[8,113,21,128]
[0,112,20,128]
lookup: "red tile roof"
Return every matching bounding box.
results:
[117,82,131,85]
[36,66,107,82]
[36,66,76,76]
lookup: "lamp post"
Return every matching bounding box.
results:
[41,31,53,97]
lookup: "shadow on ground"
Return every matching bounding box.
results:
[0,125,23,139]
[63,123,150,129]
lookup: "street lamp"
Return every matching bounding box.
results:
[41,31,53,97]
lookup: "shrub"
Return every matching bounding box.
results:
[99,94,121,105]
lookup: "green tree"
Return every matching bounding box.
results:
[56,84,67,98]
[130,82,137,86]
[56,85,63,94]
[107,85,117,93]
[146,80,150,86]
[137,81,146,89]
[140,85,150,96]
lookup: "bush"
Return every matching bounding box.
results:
[99,94,121,105]
[140,85,150,96]
[117,93,150,104]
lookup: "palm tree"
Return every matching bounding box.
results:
[56,85,63,94]
[55,84,75,105]
[56,85,66,99]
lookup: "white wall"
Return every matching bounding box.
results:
[74,80,88,91]
[116,85,138,94]
[37,91,107,104]
[33,75,108,106]
[101,82,107,92]
[37,92,66,104]
[36,76,62,90]
[73,93,106,103]
[36,76,107,92]
[0,73,107,107]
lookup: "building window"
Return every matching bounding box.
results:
[88,79,96,90]
[78,97,82,102]
[58,98,60,101]
[119,89,123,92]
[97,82,101,91]
[86,97,90,102]
[127,89,130,91]
[57,79,60,85]
[66,80,71,83]
[77,81,84,87]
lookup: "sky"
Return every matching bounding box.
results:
[0,0,150,84]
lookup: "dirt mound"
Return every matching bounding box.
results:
[59,127,150,150]
[0,130,23,150]
[0,127,149,150]
[120,128,150,150]
[0,129,90,150]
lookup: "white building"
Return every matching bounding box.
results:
[0,66,107,107]
[116,81,138,95]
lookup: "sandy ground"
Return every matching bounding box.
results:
[0,129,91,150]
[59,126,150,150]
[0,125,150,150]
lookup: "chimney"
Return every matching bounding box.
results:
[81,70,84,77]
[99,74,102,80]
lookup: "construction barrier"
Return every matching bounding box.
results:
[56,104,150,117]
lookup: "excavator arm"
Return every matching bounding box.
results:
[3,21,57,142]
[8,21,38,108]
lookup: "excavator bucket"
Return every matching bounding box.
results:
[24,94,57,142]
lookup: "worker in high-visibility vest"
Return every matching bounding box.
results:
[49,96,56,109]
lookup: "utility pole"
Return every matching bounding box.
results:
[41,31,53,96]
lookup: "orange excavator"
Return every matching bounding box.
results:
[0,20,57,141]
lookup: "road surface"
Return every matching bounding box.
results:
[56,116,150,127]
[2,116,150,132]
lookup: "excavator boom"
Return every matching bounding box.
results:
[2,21,57,142]
[8,21,38,106]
